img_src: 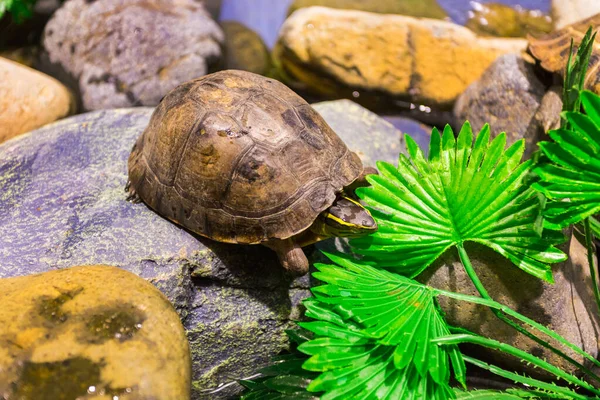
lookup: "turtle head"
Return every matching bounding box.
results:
[315,195,377,238]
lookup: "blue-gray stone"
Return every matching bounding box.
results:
[0,100,404,398]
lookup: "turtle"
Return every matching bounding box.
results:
[126,69,377,276]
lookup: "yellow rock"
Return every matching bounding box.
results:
[0,57,75,143]
[275,7,527,108]
[0,265,191,400]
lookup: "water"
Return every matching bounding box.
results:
[220,0,551,48]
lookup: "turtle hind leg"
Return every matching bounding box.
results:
[125,181,142,203]
[265,238,309,276]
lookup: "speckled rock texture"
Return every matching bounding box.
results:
[287,0,448,19]
[552,0,600,29]
[0,102,399,398]
[0,265,190,399]
[221,21,272,75]
[453,54,551,159]
[274,7,527,109]
[0,57,74,143]
[42,0,224,111]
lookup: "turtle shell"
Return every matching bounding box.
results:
[528,13,600,93]
[128,70,363,244]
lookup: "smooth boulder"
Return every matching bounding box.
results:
[0,265,190,399]
[0,57,74,143]
[43,0,224,110]
[275,7,527,109]
[221,21,272,75]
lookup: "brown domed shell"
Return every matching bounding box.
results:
[527,13,600,93]
[128,70,363,244]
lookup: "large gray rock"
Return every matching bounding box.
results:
[42,0,224,111]
[0,101,401,398]
[453,54,550,158]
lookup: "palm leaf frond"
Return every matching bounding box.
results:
[352,122,566,282]
[533,90,600,229]
[297,252,465,400]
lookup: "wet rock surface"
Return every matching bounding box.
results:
[0,265,191,400]
[42,0,224,110]
[0,57,74,143]
[0,101,399,398]
[287,0,448,19]
[275,6,527,109]
[465,2,552,38]
[221,21,272,75]
[453,54,549,158]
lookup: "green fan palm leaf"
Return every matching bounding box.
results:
[297,252,465,400]
[352,122,566,282]
[534,91,600,228]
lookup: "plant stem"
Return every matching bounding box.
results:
[439,289,600,371]
[455,242,600,383]
[459,355,591,400]
[584,217,600,318]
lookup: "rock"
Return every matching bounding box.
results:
[381,115,432,156]
[0,265,190,399]
[42,0,224,111]
[0,46,40,67]
[287,0,447,19]
[203,0,222,19]
[465,2,553,38]
[419,236,598,378]
[221,21,272,75]
[219,0,291,48]
[312,99,404,167]
[0,99,396,398]
[0,57,74,143]
[274,6,527,109]
[453,54,547,158]
[552,0,600,29]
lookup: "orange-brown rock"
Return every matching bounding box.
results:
[0,57,74,143]
[0,265,191,399]
[275,7,527,108]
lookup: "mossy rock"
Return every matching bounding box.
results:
[0,265,190,399]
[465,2,552,38]
[221,21,272,75]
[287,0,448,19]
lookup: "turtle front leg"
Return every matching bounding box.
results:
[265,238,309,276]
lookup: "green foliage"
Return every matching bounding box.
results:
[562,27,597,124]
[351,122,566,281]
[0,0,37,22]
[296,252,465,400]
[533,91,600,228]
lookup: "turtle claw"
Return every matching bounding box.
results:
[125,181,142,203]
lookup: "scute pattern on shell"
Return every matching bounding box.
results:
[528,13,600,94]
[128,70,363,244]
